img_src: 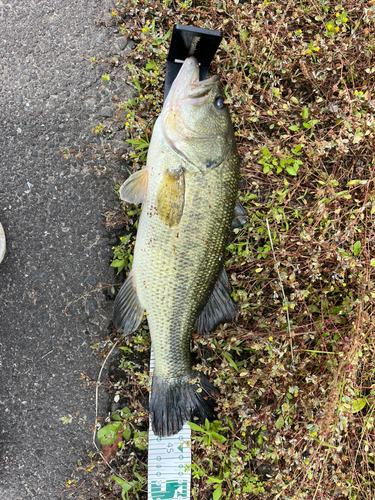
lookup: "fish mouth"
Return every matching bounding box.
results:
[164,57,219,107]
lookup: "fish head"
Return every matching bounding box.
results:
[161,57,235,172]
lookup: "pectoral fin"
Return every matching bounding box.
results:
[119,169,149,204]
[195,266,238,336]
[156,168,185,226]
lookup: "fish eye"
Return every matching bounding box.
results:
[214,96,225,109]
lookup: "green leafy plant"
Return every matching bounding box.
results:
[188,419,228,447]
[112,461,146,500]
[258,144,303,176]
[98,421,124,446]
[110,233,134,274]
[126,134,150,163]
[97,407,148,451]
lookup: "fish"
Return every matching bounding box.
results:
[113,56,240,437]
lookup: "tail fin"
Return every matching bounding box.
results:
[150,371,218,437]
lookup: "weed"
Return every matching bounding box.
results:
[110,206,141,275]
[112,470,146,500]
[76,0,375,498]
[258,144,303,176]
[110,233,134,274]
[126,134,150,163]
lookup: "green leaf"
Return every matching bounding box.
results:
[302,106,309,119]
[110,259,127,274]
[97,422,122,445]
[370,258,375,266]
[123,427,131,440]
[126,138,149,149]
[353,398,367,413]
[263,165,270,174]
[292,144,302,154]
[262,146,270,157]
[188,422,205,433]
[303,119,320,129]
[211,432,227,443]
[347,179,367,186]
[111,259,126,268]
[134,430,148,450]
[133,78,141,91]
[227,416,234,431]
[145,61,156,70]
[111,476,135,500]
[119,346,132,354]
[288,125,299,131]
[223,352,239,372]
[286,166,298,176]
[338,248,349,257]
[207,477,224,484]
[275,415,284,429]
[352,241,361,256]
[233,440,247,450]
[213,485,223,500]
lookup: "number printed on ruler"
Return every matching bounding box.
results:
[148,424,191,499]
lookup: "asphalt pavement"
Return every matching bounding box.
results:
[0,1,133,497]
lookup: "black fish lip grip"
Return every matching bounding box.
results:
[164,25,223,100]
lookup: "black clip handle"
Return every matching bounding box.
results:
[164,25,222,100]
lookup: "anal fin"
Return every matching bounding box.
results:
[119,169,149,204]
[195,266,238,335]
[113,271,145,334]
[156,167,185,226]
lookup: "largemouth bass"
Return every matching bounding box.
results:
[113,57,240,437]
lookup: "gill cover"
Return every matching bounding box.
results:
[161,57,234,172]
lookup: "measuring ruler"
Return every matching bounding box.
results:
[148,348,191,500]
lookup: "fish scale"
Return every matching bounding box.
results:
[136,148,236,376]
